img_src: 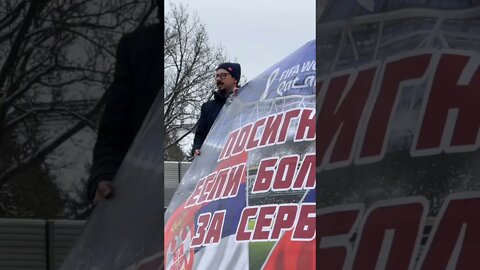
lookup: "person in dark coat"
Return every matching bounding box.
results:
[87,17,161,203]
[192,62,241,157]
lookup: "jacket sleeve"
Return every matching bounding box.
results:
[87,34,134,201]
[192,103,208,153]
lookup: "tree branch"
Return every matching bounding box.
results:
[0,93,108,188]
[0,1,26,31]
[0,1,48,151]
[165,127,196,150]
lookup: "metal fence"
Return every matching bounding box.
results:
[0,161,190,270]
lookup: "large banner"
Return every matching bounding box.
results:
[164,40,316,270]
[317,1,480,269]
[60,40,315,270]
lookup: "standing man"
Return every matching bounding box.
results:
[192,62,241,157]
[87,2,161,204]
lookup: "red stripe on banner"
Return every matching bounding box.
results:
[263,231,315,270]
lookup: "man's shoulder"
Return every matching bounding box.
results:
[118,23,160,57]
[122,23,160,43]
[134,23,160,37]
[203,99,226,113]
[202,99,215,107]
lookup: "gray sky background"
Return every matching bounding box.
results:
[165,0,315,153]
[165,0,315,81]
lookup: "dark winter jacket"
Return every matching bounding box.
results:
[192,90,228,152]
[87,24,161,201]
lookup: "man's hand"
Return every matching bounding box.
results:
[93,180,113,204]
[194,149,201,156]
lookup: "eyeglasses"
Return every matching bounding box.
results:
[215,72,230,79]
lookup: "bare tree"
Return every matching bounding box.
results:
[164,3,226,159]
[0,0,157,200]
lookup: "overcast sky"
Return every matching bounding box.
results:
[165,0,315,81]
